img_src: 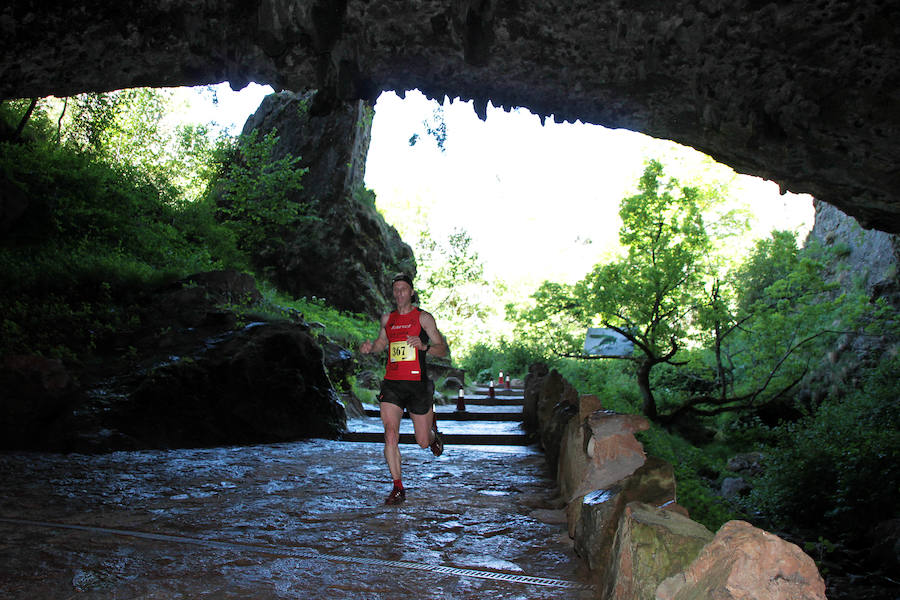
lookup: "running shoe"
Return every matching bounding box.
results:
[385,486,406,505]
[429,413,444,457]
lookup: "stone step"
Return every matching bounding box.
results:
[469,387,523,396]
[364,409,522,421]
[341,431,529,445]
[448,396,524,406]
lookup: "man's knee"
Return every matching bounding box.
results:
[415,430,431,449]
[384,429,401,446]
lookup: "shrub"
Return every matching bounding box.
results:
[636,423,739,532]
[744,355,900,540]
[555,358,642,414]
[457,339,545,381]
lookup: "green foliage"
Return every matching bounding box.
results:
[209,129,309,255]
[687,232,846,419]
[579,160,713,355]
[1,98,58,141]
[351,377,379,406]
[510,160,723,363]
[554,358,642,415]
[458,339,546,381]
[636,424,739,532]
[408,105,447,151]
[415,226,494,353]
[509,159,735,419]
[64,89,218,201]
[729,230,800,314]
[743,355,900,538]
[255,283,373,349]
[506,281,584,356]
[0,91,308,361]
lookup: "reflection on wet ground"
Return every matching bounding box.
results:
[0,440,593,598]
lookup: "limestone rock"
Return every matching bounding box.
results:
[573,457,678,574]
[807,199,900,357]
[656,520,826,600]
[2,2,900,232]
[809,200,900,303]
[356,369,381,390]
[339,390,366,419]
[720,477,751,499]
[320,339,355,391]
[237,90,414,317]
[725,452,764,476]
[556,394,604,502]
[867,518,900,574]
[798,199,900,423]
[441,376,463,391]
[124,321,347,448]
[0,355,75,450]
[574,410,651,500]
[531,368,580,470]
[522,361,549,433]
[602,501,714,600]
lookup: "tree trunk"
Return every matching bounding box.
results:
[13,98,38,141]
[55,97,68,144]
[637,358,657,420]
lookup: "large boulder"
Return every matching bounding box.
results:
[656,520,827,600]
[120,321,346,449]
[601,501,714,600]
[1,270,346,452]
[238,90,414,317]
[573,410,652,500]
[0,355,76,450]
[573,457,678,574]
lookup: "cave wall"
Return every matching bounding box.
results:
[237,90,414,317]
[1,1,898,232]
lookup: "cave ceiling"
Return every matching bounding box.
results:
[2,1,898,232]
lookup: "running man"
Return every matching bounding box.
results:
[360,273,449,505]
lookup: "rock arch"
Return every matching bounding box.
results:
[2,1,898,231]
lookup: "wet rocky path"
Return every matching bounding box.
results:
[0,386,593,598]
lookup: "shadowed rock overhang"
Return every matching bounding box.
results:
[2,1,898,232]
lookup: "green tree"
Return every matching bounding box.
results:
[415,226,492,351]
[64,89,217,201]
[571,160,715,419]
[208,129,309,256]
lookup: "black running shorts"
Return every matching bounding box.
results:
[378,379,434,415]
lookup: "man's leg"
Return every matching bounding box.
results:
[380,402,404,480]
[410,408,436,449]
[411,407,443,457]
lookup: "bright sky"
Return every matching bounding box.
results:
[184,83,815,287]
[365,90,814,285]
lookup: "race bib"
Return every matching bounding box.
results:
[389,340,416,362]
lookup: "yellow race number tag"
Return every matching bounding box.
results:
[389,340,416,362]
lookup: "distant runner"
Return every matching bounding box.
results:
[359,273,448,505]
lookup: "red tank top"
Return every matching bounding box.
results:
[384,308,428,381]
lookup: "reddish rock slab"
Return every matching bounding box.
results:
[656,520,827,600]
[571,411,650,500]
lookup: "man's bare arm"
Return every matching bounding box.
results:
[418,311,449,358]
[360,314,390,354]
